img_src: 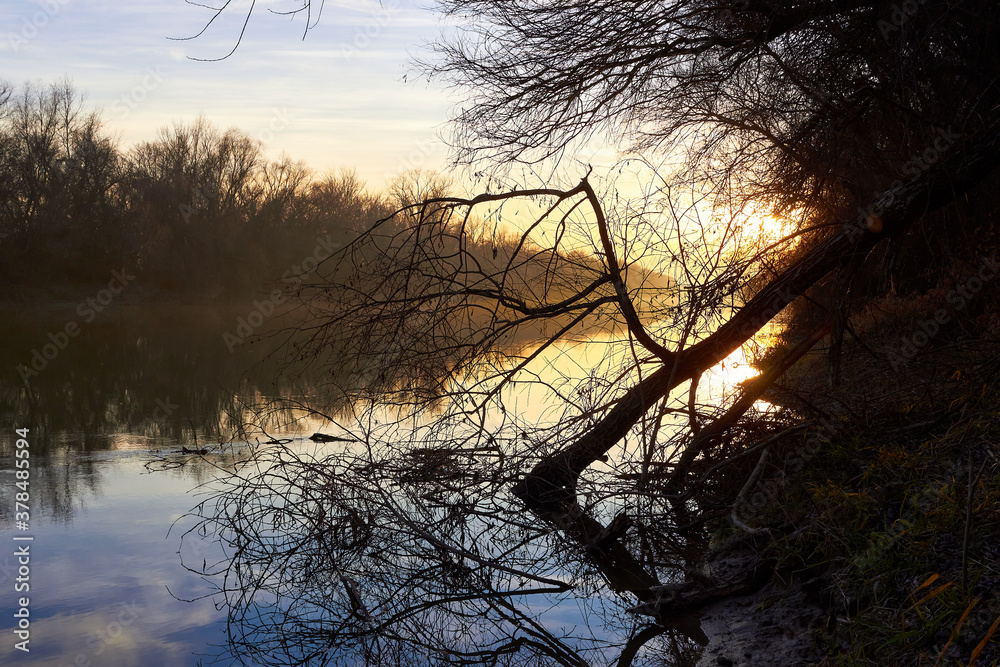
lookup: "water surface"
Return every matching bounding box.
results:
[0,300,769,665]
[0,303,334,666]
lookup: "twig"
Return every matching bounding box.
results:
[962,454,989,591]
[672,421,813,503]
[731,448,771,535]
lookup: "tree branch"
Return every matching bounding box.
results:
[513,120,1000,515]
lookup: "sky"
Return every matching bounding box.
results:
[2,0,457,188]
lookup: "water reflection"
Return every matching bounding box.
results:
[0,298,779,666]
[189,435,706,667]
[179,326,778,666]
[0,302,344,448]
[0,301,345,666]
[0,449,250,667]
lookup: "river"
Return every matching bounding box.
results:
[0,299,767,666]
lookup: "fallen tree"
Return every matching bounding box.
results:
[182,0,1000,663]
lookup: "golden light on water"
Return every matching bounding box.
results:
[703,320,786,400]
[696,344,761,409]
[714,345,761,385]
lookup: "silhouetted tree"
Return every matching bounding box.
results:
[0,86,395,298]
[0,80,128,280]
[179,2,1000,664]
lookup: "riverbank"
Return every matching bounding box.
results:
[692,295,1000,665]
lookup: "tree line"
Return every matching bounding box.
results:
[0,78,391,297]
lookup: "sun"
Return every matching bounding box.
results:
[749,211,795,244]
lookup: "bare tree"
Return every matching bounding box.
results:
[182,1,1000,664]
[0,80,13,118]
[189,120,1000,664]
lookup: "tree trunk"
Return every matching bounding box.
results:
[514,119,1000,520]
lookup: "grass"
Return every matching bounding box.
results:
[719,285,1000,665]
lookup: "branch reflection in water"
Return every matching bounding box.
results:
[185,421,704,666]
[185,184,785,666]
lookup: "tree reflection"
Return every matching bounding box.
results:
[0,303,348,525]
[186,428,703,666]
[0,304,350,451]
[184,174,790,667]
